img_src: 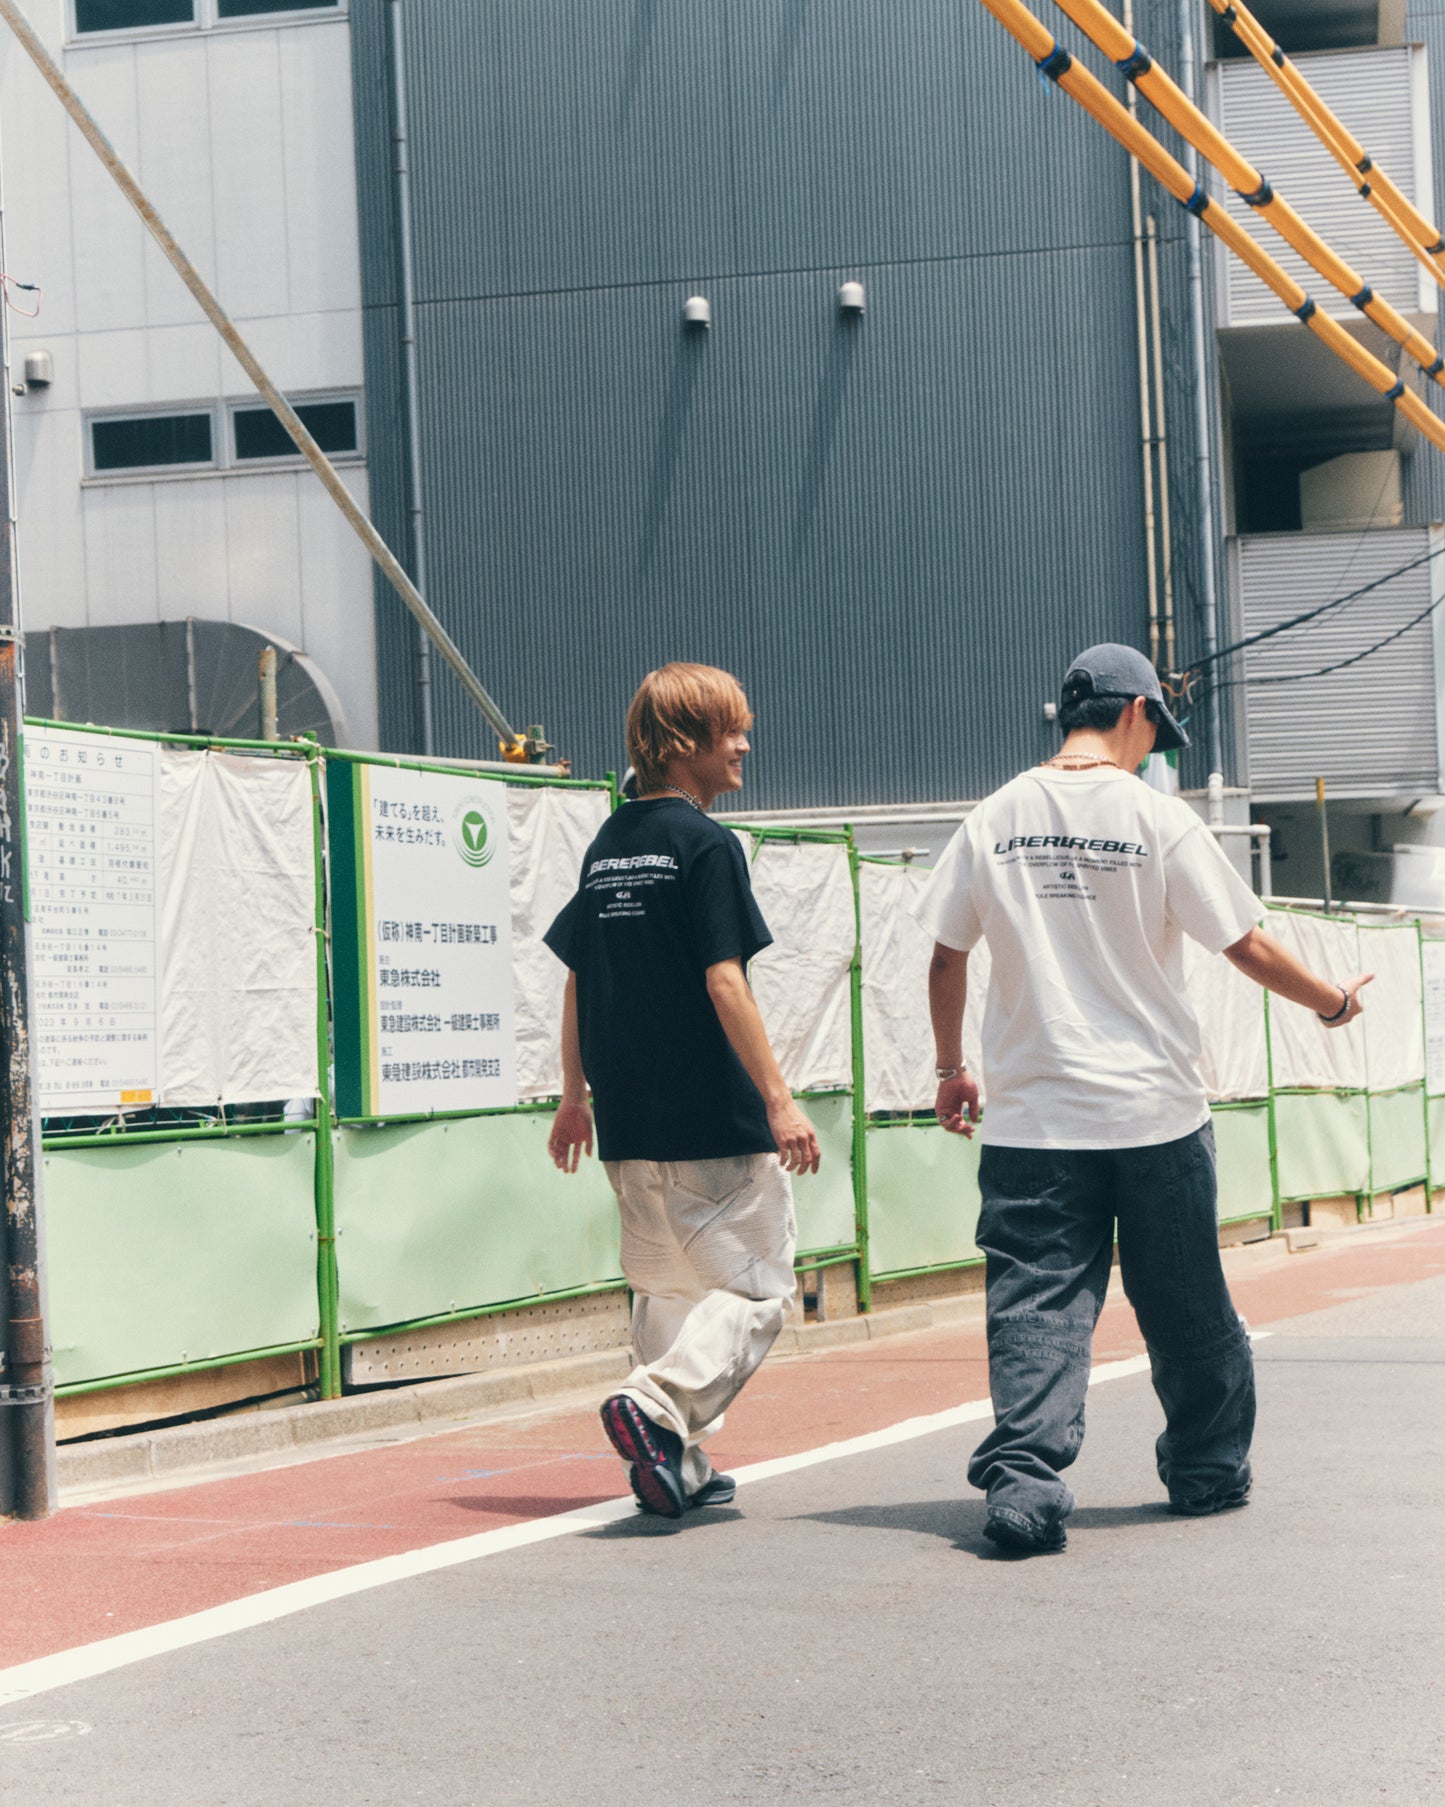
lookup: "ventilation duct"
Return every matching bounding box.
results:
[24,620,346,744]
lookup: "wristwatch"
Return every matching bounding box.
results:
[935,1064,966,1080]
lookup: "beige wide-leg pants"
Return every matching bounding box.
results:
[604,1153,797,1494]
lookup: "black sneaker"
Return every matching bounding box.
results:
[600,1395,685,1518]
[631,1468,737,1515]
[1167,1484,1250,1518]
[983,1512,1067,1555]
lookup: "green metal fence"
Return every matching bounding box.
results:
[26,725,1437,1404]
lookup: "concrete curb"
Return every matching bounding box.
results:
[57,1215,1437,1496]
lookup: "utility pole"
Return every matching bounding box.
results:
[0,146,53,1519]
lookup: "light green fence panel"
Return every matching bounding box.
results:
[793,1093,858,1253]
[335,1111,622,1334]
[1431,1094,1445,1170]
[1367,1086,1428,1193]
[1212,1104,1274,1224]
[866,1122,983,1277]
[46,1135,320,1388]
[1273,1091,1369,1202]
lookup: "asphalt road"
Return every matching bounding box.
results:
[4,1275,1442,1807]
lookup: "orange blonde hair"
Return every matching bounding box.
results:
[626,663,754,792]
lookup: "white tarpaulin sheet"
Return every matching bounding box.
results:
[158,750,318,1105]
[859,861,990,1114]
[1423,936,1445,1094]
[1358,921,1425,1091]
[510,784,611,1099]
[1263,910,1367,1091]
[1184,936,1269,1101]
[746,840,856,1094]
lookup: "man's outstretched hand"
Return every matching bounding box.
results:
[769,1098,821,1175]
[936,1071,982,1138]
[548,1098,594,1172]
[1321,971,1374,1030]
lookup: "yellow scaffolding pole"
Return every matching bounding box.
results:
[1048,0,1445,393]
[1206,0,1445,296]
[973,0,1445,456]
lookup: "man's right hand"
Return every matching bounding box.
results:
[1320,971,1374,1030]
[768,1098,821,1175]
[936,1071,982,1137]
[548,1098,594,1173]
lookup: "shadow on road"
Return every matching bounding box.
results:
[794,1496,1175,1555]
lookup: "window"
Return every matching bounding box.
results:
[217,0,338,13]
[90,412,214,474]
[86,395,362,480]
[75,0,191,30]
[233,398,358,462]
[74,0,339,35]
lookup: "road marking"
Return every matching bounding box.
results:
[0,1720,91,1742]
[0,1344,1259,1709]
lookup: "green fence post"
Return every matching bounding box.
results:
[309,744,342,1398]
[846,834,871,1312]
[1416,920,1434,1215]
[1263,987,1282,1235]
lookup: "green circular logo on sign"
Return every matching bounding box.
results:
[453,799,495,869]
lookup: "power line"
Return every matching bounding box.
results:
[1184,538,1445,677]
[1206,585,1445,690]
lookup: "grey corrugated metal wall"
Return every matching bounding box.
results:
[350,0,1217,805]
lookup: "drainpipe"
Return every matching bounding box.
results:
[1180,5,1226,777]
[1146,214,1178,674]
[389,0,435,759]
[1123,0,1161,670]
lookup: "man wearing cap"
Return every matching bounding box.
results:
[917,644,1371,1554]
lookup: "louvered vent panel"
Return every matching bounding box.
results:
[1239,528,1440,799]
[1216,47,1425,326]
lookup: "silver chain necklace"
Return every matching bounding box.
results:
[659,785,704,812]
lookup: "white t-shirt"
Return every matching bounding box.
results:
[914,767,1264,1150]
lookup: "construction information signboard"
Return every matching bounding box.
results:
[327,760,516,1117]
[23,726,161,1113]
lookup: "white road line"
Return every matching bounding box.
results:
[0,1344,1253,1711]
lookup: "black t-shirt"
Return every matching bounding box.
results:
[543,799,775,1161]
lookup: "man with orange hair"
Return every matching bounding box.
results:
[544,662,820,1519]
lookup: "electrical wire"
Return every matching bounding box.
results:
[1206,587,1445,689]
[1183,538,1445,676]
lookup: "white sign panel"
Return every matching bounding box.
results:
[24,728,160,1113]
[356,763,516,1115]
[1423,938,1445,1095]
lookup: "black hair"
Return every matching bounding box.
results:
[1057,685,1161,739]
[1058,694,1131,736]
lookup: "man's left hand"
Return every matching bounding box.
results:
[936,1072,981,1138]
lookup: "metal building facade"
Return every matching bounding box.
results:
[349,0,1213,808]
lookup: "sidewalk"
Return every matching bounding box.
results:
[4,1216,1442,1675]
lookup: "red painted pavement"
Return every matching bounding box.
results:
[3,1220,1443,1670]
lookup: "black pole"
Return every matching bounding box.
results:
[0,164,53,1520]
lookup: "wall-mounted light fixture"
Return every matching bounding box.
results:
[838,281,866,314]
[21,348,53,390]
[683,296,711,328]
[1042,701,1058,723]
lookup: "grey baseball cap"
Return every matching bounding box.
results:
[1061,642,1189,753]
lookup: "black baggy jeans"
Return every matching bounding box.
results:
[968,1124,1255,1538]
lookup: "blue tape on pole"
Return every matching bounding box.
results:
[1428,356,1444,376]
[1271,46,1284,67]
[1294,297,1317,323]
[1357,155,1373,174]
[1350,285,1374,310]
[1386,381,1405,401]
[1183,184,1208,217]
[1037,45,1072,83]
[1116,44,1152,80]
[1238,177,1273,208]
[1429,238,1445,257]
